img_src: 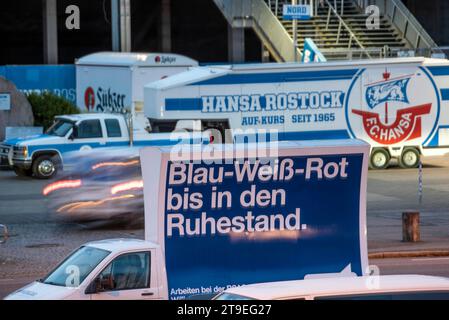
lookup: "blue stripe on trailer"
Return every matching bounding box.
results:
[441,89,449,101]
[234,130,351,142]
[426,132,439,147]
[427,66,449,76]
[420,66,442,147]
[281,130,351,141]
[425,125,449,147]
[189,69,360,86]
[165,98,203,111]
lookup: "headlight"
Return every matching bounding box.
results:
[14,146,28,158]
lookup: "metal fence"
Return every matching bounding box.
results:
[324,0,371,58]
[321,46,449,61]
[266,0,371,59]
[355,0,440,50]
[214,0,302,62]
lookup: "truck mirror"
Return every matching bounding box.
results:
[85,275,113,294]
[100,274,114,291]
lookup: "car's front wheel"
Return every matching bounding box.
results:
[32,155,59,179]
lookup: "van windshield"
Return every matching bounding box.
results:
[41,246,110,287]
[46,119,74,137]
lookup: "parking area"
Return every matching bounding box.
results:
[1,155,449,298]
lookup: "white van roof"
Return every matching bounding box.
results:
[76,52,198,67]
[220,275,449,300]
[56,113,124,122]
[86,239,159,253]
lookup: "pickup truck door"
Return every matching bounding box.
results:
[103,117,129,147]
[90,250,159,300]
[68,119,107,151]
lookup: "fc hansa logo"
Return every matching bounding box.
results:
[346,68,439,146]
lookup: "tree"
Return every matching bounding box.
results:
[27,92,79,130]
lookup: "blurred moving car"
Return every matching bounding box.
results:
[43,148,144,226]
[213,275,449,300]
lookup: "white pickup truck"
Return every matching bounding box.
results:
[0,113,207,179]
[6,239,168,300]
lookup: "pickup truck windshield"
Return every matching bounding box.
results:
[46,119,74,137]
[42,246,110,287]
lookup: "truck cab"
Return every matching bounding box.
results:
[5,239,167,300]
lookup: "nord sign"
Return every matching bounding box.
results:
[283,4,312,20]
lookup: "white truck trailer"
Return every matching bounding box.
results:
[144,57,449,169]
[76,52,198,129]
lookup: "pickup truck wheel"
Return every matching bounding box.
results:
[32,155,58,179]
[13,167,32,177]
[399,148,420,169]
[370,149,390,170]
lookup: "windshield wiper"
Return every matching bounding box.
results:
[42,281,64,287]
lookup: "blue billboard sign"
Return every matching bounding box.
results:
[141,140,369,300]
[0,65,76,104]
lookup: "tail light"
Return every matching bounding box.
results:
[43,179,82,196]
[111,180,144,195]
[92,160,139,170]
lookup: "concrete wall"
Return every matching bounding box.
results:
[403,0,449,46]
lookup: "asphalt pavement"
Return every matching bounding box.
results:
[372,257,449,277]
[366,157,449,253]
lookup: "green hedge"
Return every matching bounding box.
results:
[27,92,79,130]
